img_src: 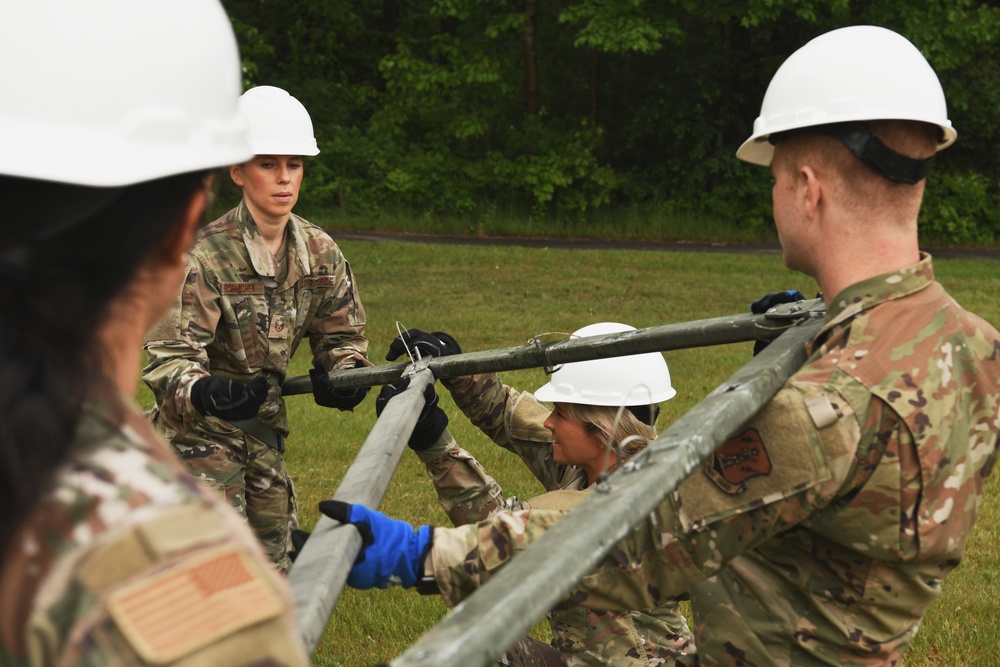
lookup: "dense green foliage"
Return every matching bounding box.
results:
[222,1,1000,243]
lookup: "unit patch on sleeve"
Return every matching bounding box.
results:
[704,427,773,495]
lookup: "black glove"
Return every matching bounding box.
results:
[375,376,448,451]
[289,529,311,563]
[750,290,806,356]
[750,290,806,315]
[385,329,461,362]
[190,375,269,421]
[310,359,370,411]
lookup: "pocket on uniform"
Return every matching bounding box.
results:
[232,296,267,368]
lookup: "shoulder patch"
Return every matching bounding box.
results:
[675,387,835,530]
[221,282,265,295]
[703,427,773,495]
[108,545,283,663]
[524,489,591,511]
[507,392,555,443]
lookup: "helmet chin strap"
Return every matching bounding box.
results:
[815,121,933,185]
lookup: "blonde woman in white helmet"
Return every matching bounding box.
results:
[0,2,306,664]
[372,324,692,666]
[142,85,372,573]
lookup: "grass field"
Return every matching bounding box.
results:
[138,238,1000,666]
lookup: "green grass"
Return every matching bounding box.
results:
[136,241,1000,666]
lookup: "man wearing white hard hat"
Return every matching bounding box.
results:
[0,2,306,664]
[321,26,1000,666]
[143,85,372,573]
[362,324,692,665]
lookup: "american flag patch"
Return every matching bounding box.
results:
[108,545,284,663]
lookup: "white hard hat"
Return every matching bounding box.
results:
[534,323,676,407]
[238,86,320,156]
[736,25,956,167]
[0,0,252,187]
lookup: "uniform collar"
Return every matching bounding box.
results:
[234,200,312,280]
[815,252,935,342]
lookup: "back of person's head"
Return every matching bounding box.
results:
[0,0,251,552]
[533,322,676,458]
[737,25,955,216]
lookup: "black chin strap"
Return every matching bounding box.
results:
[815,122,932,185]
[625,404,659,425]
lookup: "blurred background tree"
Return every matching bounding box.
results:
[221,0,1000,244]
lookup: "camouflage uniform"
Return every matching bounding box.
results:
[428,255,1000,666]
[0,389,307,666]
[416,372,692,666]
[142,200,369,571]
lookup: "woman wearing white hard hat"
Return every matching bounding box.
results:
[142,85,372,573]
[375,324,692,666]
[0,2,306,664]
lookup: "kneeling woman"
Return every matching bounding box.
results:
[378,323,694,666]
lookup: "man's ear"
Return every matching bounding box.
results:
[799,165,823,220]
[159,188,207,268]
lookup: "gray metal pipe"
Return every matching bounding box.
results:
[387,316,825,667]
[286,364,436,656]
[282,299,824,395]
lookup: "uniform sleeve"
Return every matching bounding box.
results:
[21,504,308,667]
[308,245,370,372]
[414,429,506,526]
[430,381,862,610]
[443,374,562,488]
[141,261,218,431]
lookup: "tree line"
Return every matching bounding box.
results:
[222,0,1000,243]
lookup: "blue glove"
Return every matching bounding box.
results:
[319,500,432,589]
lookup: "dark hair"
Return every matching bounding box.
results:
[0,170,207,553]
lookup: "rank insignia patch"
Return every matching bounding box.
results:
[704,427,773,495]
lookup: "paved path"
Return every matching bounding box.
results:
[333,230,1000,260]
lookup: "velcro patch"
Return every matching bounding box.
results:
[221,282,265,295]
[301,276,336,289]
[675,388,833,530]
[508,393,556,443]
[704,427,773,495]
[108,545,283,663]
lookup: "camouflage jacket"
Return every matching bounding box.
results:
[0,389,307,666]
[142,200,369,443]
[429,255,1000,666]
[419,373,692,666]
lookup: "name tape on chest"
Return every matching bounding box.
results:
[300,276,337,289]
[221,282,265,296]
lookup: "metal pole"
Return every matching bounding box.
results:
[287,364,435,656]
[387,316,825,667]
[281,299,824,395]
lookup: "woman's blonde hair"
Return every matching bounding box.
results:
[561,403,657,461]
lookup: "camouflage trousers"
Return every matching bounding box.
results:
[499,636,565,667]
[172,432,298,573]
